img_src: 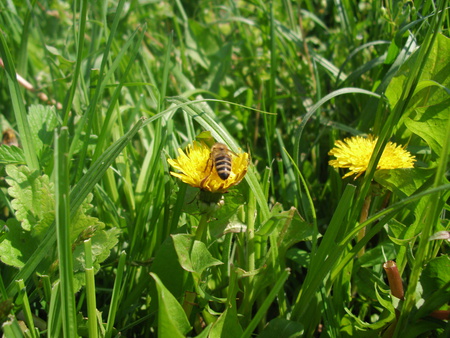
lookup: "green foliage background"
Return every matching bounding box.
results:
[0,0,449,337]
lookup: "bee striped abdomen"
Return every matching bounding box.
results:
[214,155,232,180]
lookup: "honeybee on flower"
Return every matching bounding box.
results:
[168,140,249,193]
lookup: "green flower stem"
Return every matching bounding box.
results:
[195,213,209,242]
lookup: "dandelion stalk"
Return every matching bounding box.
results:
[195,213,210,242]
[357,194,372,258]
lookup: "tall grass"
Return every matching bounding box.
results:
[0,0,448,337]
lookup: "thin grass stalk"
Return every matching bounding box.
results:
[240,191,257,318]
[17,0,36,74]
[241,269,290,338]
[72,0,127,181]
[41,275,52,311]
[0,30,39,171]
[92,25,146,163]
[105,251,127,338]
[61,0,87,126]
[291,184,356,321]
[84,239,98,338]
[0,271,7,300]
[55,127,77,338]
[47,282,62,337]
[16,280,37,338]
[1,316,23,337]
[283,149,318,255]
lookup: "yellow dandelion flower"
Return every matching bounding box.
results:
[329,135,416,179]
[168,141,249,193]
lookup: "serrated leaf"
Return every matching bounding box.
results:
[150,273,192,338]
[0,145,25,165]
[72,227,121,292]
[3,165,120,286]
[5,165,54,234]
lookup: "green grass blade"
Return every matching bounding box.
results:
[84,239,98,338]
[105,251,127,338]
[0,29,39,171]
[61,0,87,126]
[55,127,77,337]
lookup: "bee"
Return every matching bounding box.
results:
[2,129,19,147]
[208,143,234,180]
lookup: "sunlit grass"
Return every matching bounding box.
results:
[0,0,448,337]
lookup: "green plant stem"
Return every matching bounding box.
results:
[241,269,290,338]
[55,127,77,338]
[105,251,127,338]
[195,213,210,242]
[246,191,256,274]
[16,279,37,338]
[84,239,98,338]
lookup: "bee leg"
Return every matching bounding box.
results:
[203,155,212,172]
[201,156,214,188]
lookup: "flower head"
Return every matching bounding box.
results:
[168,141,249,193]
[329,135,416,178]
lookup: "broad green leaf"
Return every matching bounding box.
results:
[150,235,192,300]
[0,218,36,268]
[256,203,285,236]
[207,191,246,238]
[356,242,396,268]
[256,204,313,250]
[405,100,450,156]
[420,255,450,300]
[374,168,435,198]
[172,234,195,273]
[286,248,310,268]
[0,145,25,165]
[258,318,303,338]
[386,34,450,154]
[386,34,450,110]
[27,104,60,161]
[191,240,223,277]
[209,306,243,338]
[150,273,192,338]
[172,234,223,277]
